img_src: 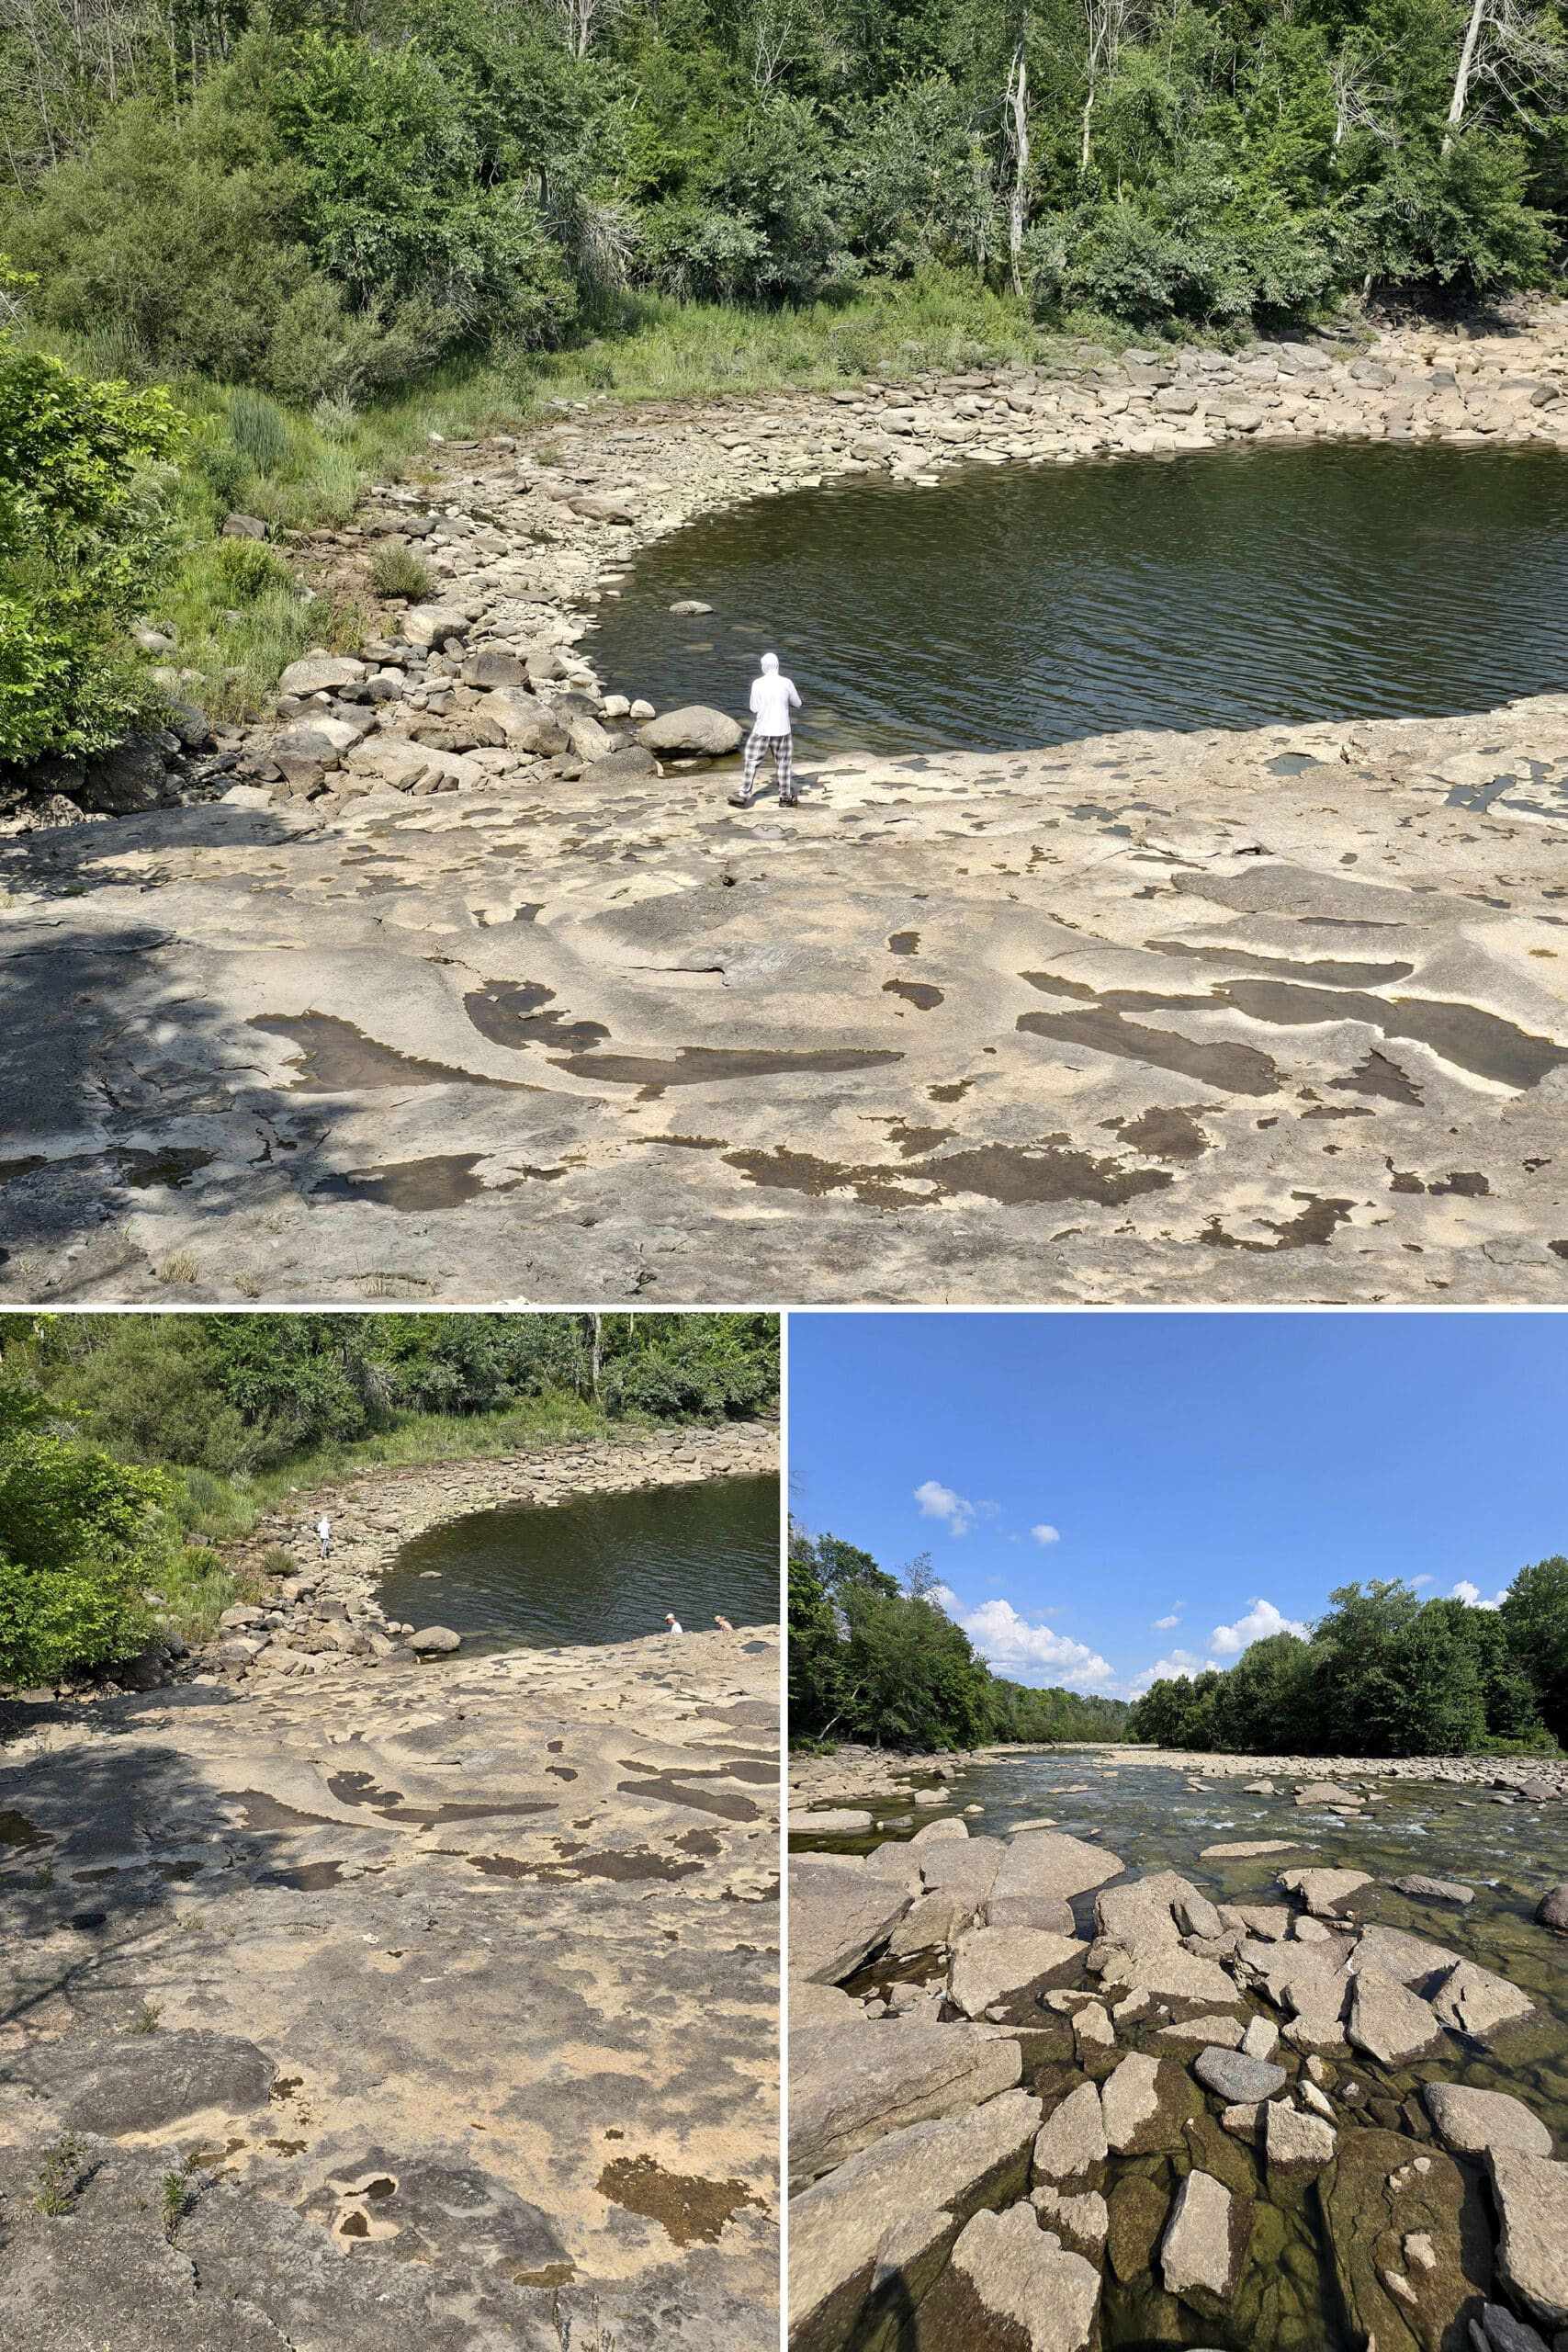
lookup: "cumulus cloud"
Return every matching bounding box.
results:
[1208,1598,1308,1657]
[1031,1524,1061,1546]
[1451,1580,1506,1611]
[1127,1646,1210,1694]
[1153,1613,1181,1631]
[939,1593,1114,1690]
[915,1479,976,1536]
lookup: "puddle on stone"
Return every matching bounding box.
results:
[596,2153,763,2246]
[463,980,610,1054]
[1114,1106,1211,1160]
[1331,1050,1425,1105]
[0,1156,48,1184]
[325,1770,555,1829]
[1019,1007,1281,1097]
[883,980,945,1011]
[116,1148,216,1190]
[249,1014,529,1091]
[1201,1193,1356,1250]
[258,1860,346,1891]
[0,1810,49,1850]
[551,1044,904,1095]
[311,1155,518,1211]
[223,1791,338,1834]
[723,1142,1172,1211]
[888,932,920,955]
[1149,942,1416,988]
[615,1772,761,1823]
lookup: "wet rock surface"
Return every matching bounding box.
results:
[787,1743,1568,2351]
[7,318,1568,1305]
[0,1600,779,2352]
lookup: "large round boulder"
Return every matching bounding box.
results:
[637,706,743,757]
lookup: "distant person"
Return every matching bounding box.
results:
[714,1613,734,1633]
[316,1513,332,1561]
[729,651,801,808]
[665,1611,682,1634]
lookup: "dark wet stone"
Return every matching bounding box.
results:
[17,2030,276,2134]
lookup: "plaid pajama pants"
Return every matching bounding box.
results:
[741,729,794,797]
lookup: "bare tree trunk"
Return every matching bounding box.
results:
[1080,83,1095,172]
[590,1311,604,1399]
[1445,0,1488,149]
[1005,41,1029,298]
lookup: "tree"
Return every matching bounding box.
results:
[1501,1556,1568,1740]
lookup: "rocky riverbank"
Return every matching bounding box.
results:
[6,311,1568,1302]
[787,1750,1568,2352]
[0,1612,781,2352]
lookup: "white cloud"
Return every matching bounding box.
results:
[940,1593,1114,1690]
[1031,1524,1061,1546]
[1127,1646,1209,1694]
[1411,1575,1434,1588]
[1451,1580,1506,1611]
[915,1479,976,1536]
[1208,1598,1309,1657]
[1153,1613,1181,1631]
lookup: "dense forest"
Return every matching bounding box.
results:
[5,0,1566,392]
[1127,1569,1568,1755]
[789,1524,1133,1749]
[0,1309,777,1687]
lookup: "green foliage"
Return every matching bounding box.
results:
[1128,1576,1562,1757]
[0,1407,167,1685]
[367,541,435,599]
[789,1522,1130,1751]
[33,2134,85,2216]
[228,386,289,472]
[0,307,180,762]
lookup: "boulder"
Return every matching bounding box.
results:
[1278,1866,1371,1916]
[1031,2183,1108,2257]
[1489,2151,1568,2326]
[164,700,213,751]
[78,739,170,815]
[1535,1883,1568,1932]
[221,511,267,537]
[1264,2100,1337,2173]
[789,1809,873,1836]
[401,604,468,650]
[916,1838,1005,1908]
[569,492,638,523]
[461,647,528,690]
[790,1983,863,2030]
[1475,2302,1552,2352]
[949,1928,1083,2018]
[1201,1839,1300,1860]
[670,599,713,615]
[1101,2052,1198,2155]
[407,1626,461,1655]
[1428,1958,1535,2040]
[637,705,744,757]
[1091,1871,1238,2002]
[1346,1970,1442,2064]
[919,2202,1100,2352]
[1348,1924,1461,1988]
[1032,2080,1108,2182]
[985,1830,1122,1928]
[1392,1875,1474,1905]
[1325,2127,1488,2352]
[787,2090,1040,2352]
[276,654,366,695]
[579,747,660,787]
[1159,2170,1249,2309]
[790,1859,911,1984]
[1423,2084,1552,2159]
[1155,2015,1246,2050]
[888,1889,979,1957]
[1193,2047,1288,2103]
[482,689,570,756]
[910,1818,970,1844]
[789,2020,1022,2189]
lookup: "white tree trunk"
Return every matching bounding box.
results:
[1007,43,1030,296]
[1445,0,1488,149]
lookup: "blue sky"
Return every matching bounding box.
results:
[787,1312,1568,1700]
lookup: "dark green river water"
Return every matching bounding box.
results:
[594,443,1568,757]
[378,1472,779,1652]
[792,1749,1568,2352]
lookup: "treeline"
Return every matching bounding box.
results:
[1127,1573,1568,1756]
[4,0,1567,404]
[0,1310,777,1687]
[789,1526,1131,1751]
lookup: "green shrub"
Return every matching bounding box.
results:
[228,387,288,474]
[212,535,290,602]
[310,392,359,439]
[367,542,434,600]
[0,326,180,763]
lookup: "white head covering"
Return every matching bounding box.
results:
[761,651,779,674]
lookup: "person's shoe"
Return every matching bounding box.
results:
[779,794,798,807]
[727,792,751,808]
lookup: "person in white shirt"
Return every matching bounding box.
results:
[665,1611,682,1634]
[316,1514,332,1560]
[729,651,801,808]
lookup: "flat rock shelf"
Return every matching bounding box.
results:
[0,1621,781,2352]
[7,311,1568,1305]
[787,1745,1568,2352]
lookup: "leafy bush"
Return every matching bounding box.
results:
[367,542,434,600]
[228,387,289,473]
[0,320,180,763]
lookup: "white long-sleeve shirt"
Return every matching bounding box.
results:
[750,669,800,736]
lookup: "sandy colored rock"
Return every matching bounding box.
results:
[1346,1970,1443,2064]
[1101,2052,1197,2155]
[919,2201,1100,2352]
[789,2021,1022,2189]
[1031,2182,1108,2256]
[1265,2099,1337,2173]
[949,1927,1083,2018]
[1278,1866,1371,1916]
[1428,1958,1536,2039]
[1424,2084,1552,2159]
[1160,2170,1249,2307]
[984,1829,1122,1927]
[1490,2152,1568,2326]
[791,1859,911,1984]
[1032,2080,1109,2182]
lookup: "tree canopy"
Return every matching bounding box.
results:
[789,1522,1131,1750]
[1126,1573,1562,1755]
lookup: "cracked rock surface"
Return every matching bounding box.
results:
[0,1623,780,2352]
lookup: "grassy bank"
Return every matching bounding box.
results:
[36,273,1147,732]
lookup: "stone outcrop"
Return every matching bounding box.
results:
[789,2022,1022,2189]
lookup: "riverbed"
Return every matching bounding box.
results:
[789,1750,1568,2352]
